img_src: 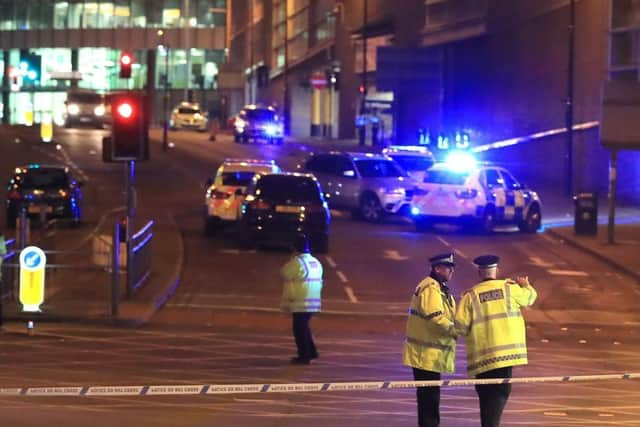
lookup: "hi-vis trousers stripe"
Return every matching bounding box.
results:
[1,373,638,397]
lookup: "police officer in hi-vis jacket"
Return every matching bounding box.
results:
[403,253,458,427]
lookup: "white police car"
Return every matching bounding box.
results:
[410,153,542,233]
[204,158,281,235]
[382,145,436,182]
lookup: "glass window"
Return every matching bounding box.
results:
[423,169,471,185]
[288,32,308,62]
[499,170,521,190]
[114,0,131,27]
[257,175,321,203]
[53,2,69,29]
[15,1,28,29]
[0,1,15,30]
[22,168,69,188]
[131,0,147,27]
[163,0,182,27]
[29,0,54,29]
[483,169,502,188]
[288,10,307,37]
[390,155,434,172]
[68,1,83,29]
[84,2,99,28]
[222,171,257,186]
[355,159,404,178]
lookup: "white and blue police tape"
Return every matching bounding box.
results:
[0,373,638,397]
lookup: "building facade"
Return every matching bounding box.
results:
[0,0,228,126]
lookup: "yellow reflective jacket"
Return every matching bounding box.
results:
[280,253,323,313]
[402,276,457,373]
[455,279,537,376]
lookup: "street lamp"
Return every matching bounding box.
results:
[157,30,170,152]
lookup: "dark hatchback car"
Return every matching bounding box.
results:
[237,172,330,253]
[6,165,83,228]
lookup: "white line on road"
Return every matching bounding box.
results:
[325,256,337,268]
[529,256,555,268]
[344,286,359,303]
[547,269,589,277]
[453,248,468,260]
[336,271,348,283]
[436,236,451,247]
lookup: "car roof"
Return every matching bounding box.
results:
[383,145,434,156]
[175,101,201,109]
[257,171,316,180]
[16,164,69,173]
[219,158,279,173]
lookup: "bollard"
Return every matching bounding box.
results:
[27,320,34,336]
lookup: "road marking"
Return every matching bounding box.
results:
[336,271,348,283]
[529,256,555,268]
[436,236,451,247]
[547,269,589,277]
[383,250,409,261]
[344,286,358,303]
[325,256,337,268]
[453,248,468,260]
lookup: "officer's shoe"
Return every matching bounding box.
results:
[290,357,311,365]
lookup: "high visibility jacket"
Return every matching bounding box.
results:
[0,235,6,279]
[455,279,537,376]
[280,253,323,313]
[402,276,457,373]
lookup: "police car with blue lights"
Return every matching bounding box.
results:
[382,145,436,182]
[409,152,542,233]
[233,105,284,145]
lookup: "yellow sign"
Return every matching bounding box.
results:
[19,246,47,312]
[41,114,53,143]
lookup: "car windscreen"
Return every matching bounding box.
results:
[245,109,276,121]
[178,107,200,114]
[354,159,405,178]
[221,171,256,186]
[256,176,321,203]
[423,169,471,185]
[67,93,102,104]
[390,155,434,171]
[21,169,69,188]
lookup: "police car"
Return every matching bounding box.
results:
[170,101,208,131]
[382,145,436,182]
[204,158,281,235]
[410,153,542,233]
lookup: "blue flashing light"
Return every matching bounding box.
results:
[410,206,420,216]
[444,151,477,173]
[265,123,279,136]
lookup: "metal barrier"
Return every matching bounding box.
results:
[129,220,153,295]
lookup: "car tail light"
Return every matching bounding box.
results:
[455,189,478,199]
[7,190,21,200]
[251,199,271,210]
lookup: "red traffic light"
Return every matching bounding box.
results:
[119,52,133,78]
[116,102,133,119]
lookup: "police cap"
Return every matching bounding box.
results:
[473,254,500,269]
[429,253,455,268]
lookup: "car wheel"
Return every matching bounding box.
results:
[481,206,496,234]
[204,216,218,237]
[415,216,432,233]
[519,204,542,233]
[359,193,384,223]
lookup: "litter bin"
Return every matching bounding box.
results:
[573,192,597,235]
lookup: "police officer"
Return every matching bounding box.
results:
[280,234,323,365]
[403,253,457,427]
[455,255,537,427]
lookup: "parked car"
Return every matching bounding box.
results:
[233,104,283,144]
[170,101,207,131]
[237,172,330,253]
[203,158,281,235]
[63,89,108,129]
[300,151,418,223]
[410,158,542,233]
[5,164,83,228]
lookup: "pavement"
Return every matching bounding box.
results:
[2,128,639,329]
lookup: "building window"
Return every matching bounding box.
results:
[53,2,68,29]
[84,2,99,28]
[163,0,182,27]
[68,1,83,29]
[29,0,54,29]
[0,1,15,30]
[15,1,28,29]
[131,0,147,27]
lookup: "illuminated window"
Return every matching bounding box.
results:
[163,0,182,27]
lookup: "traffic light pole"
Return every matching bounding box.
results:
[163,47,169,152]
[126,160,136,298]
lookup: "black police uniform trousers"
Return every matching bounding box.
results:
[474,366,513,427]
[292,312,317,360]
[412,368,441,427]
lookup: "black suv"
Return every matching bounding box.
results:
[6,165,83,228]
[237,172,330,252]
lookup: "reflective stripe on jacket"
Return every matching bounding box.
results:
[280,253,323,313]
[402,276,457,373]
[455,279,537,376]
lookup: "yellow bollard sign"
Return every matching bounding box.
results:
[41,114,53,143]
[19,246,47,312]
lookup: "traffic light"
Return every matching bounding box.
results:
[108,92,148,161]
[119,52,133,78]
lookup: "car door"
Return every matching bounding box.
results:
[483,168,509,220]
[305,155,336,205]
[498,168,525,220]
[331,156,359,209]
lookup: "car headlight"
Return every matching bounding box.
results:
[67,104,79,115]
[94,105,105,116]
[265,124,279,136]
[235,118,246,129]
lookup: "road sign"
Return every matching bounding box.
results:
[310,72,327,90]
[19,246,47,312]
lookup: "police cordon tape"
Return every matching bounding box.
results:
[1,373,638,397]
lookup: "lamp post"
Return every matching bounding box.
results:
[565,0,575,196]
[157,30,170,152]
